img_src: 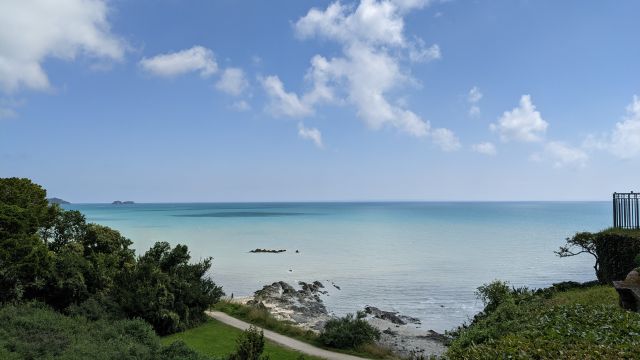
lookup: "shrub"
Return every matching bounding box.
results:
[318,312,380,349]
[0,302,211,360]
[228,326,270,360]
[557,228,640,284]
[475,280,512,314]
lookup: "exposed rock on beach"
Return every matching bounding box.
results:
[238,281,446,358]
[247,281,331,331]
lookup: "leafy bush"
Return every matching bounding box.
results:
[228,326,270,360]
[557,228,640,284]
[0,302,212,360]
[114,242,224,335]
[0,177,223,335]
[318,312,380,349]
[446,281,640,359]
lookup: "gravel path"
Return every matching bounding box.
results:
[206,311,371,360]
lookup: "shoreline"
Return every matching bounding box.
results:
[224,280,447,358]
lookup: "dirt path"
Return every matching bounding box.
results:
[206,311,371,360]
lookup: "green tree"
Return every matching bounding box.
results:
[0,178,53,302]
[114,242,224,335]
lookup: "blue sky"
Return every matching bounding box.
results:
[1,0,639,202]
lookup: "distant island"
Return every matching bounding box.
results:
[112,200,135,205]
[47,197,70,205]
[250,248,286,253]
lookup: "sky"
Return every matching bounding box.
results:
[1,0,639,202]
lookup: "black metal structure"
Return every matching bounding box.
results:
[613,192,640,229]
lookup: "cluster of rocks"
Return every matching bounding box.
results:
[242,280,447,357]
[364,306,421,325]
[247,281,331,331]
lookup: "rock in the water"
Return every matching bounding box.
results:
[364,306,421,325]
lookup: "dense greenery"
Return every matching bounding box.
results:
[446,281,640,359]
[0,302,210,360]
[0,177,223,336]
[163,320,320,360]
[557,228,640,284]
[318,311,381,349]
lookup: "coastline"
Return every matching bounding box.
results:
[224,281,447,358]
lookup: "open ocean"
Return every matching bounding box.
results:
[64,202,610,332]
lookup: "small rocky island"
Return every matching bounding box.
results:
[112,200,135,205]
[249,248,286,253]
[47,197,70,205]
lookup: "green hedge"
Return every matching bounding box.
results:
[594,228,640,283]
[558,228,640,284]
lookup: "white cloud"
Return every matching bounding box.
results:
[467,86,482,117]
[609,95,640,159]
[261,75,313,118]
[583,96,640,159]
[298,122,324,148]
[262,0,447,141]
[468,86,482,103]
[231,100,250,112]
[431,128,461,152]
[543,141,588,168]
[0,98,24,119]
[215,68,249,96]
[471,142,496,156]
[0,0,125,93]
[490,95,548,142]
[408,41,441,63]
[140,46,217,78]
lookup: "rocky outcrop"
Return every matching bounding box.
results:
[614,268,640,312]
[364,306,421,325]
[248,281,331,331]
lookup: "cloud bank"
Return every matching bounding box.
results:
[0,0,125,93]
[262,0,455,147]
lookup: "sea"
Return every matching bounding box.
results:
[63,202,610,332]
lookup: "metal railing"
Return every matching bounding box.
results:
[613,192,640,229]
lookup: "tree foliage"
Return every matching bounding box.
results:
[557,228,640,284]
[0,177,223,335]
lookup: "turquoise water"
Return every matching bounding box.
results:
[64,202,610,331]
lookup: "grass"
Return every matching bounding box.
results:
[545,285,619,307]
[213,301,397,359]
[446,283,640,359]
[162,318,323,360]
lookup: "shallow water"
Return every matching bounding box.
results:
[64,202,609,332]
